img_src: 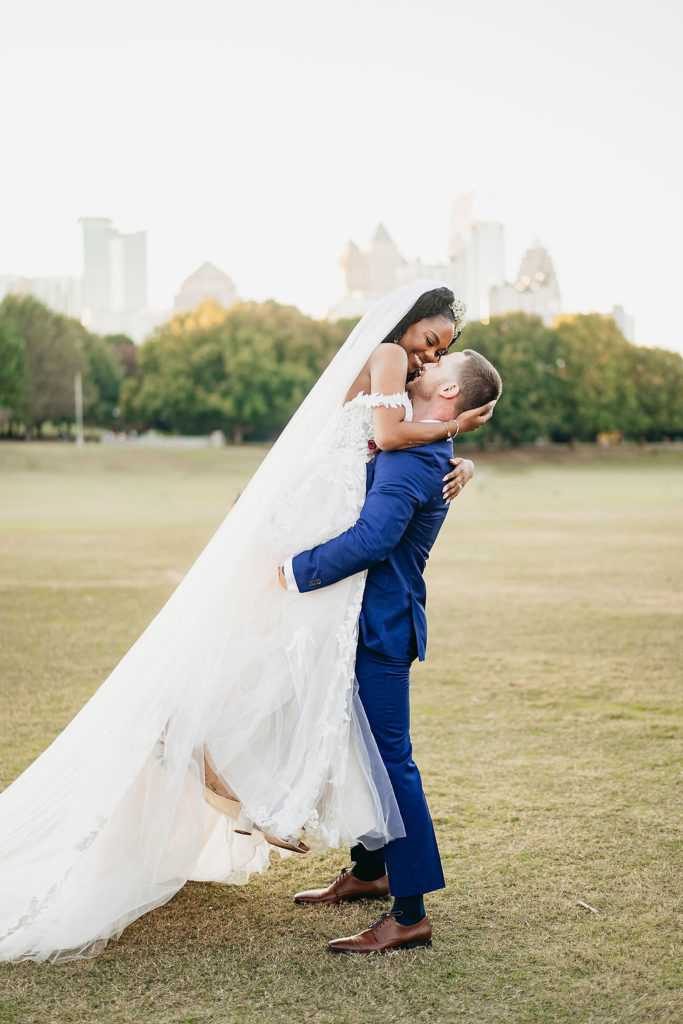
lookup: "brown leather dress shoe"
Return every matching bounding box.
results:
[293,866,390,904]
[328,911,432,954]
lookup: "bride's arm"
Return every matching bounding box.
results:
[368,344,495,452]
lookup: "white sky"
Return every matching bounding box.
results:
[2,0,681,350]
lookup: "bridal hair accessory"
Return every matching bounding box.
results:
[450,298,467,338]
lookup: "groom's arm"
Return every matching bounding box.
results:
[288,449,438,592]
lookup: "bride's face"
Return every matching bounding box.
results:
[397,315,454,377]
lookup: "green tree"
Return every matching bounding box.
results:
[464,311,681,443]
[627,345,683,440]
[460,314,571,444]
[0,295,87,435]
[121,299,344,442]
[0,313,28,433]
[105,333,139,381]
[83,333,125,425]
[554,314,641,441]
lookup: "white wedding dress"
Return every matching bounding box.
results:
[0,279,443,964]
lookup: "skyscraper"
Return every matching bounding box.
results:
[80,217,114,316]
[448,193,506,321]
[331,195,506,322]
[611,304,635,342]
[79,217,148,332]
[122,231,147,313]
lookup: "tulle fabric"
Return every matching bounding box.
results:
[0,279,447,963]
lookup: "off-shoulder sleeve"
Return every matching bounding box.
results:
[363,391,409,408]
[349,391,413,420]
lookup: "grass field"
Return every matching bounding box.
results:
[0,442,681,1024]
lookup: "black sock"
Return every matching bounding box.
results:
[349,843,386,882]
[391,894,426,926]
[351,860,387,882]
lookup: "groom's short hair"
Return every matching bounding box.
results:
[453,350,502,413]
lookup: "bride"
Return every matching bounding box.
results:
[0,279,493,964]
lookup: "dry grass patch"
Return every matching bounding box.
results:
[0,443,680,1023]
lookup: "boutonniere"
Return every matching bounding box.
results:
[367,439,378,460]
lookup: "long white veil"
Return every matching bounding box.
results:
[0,278,448,963]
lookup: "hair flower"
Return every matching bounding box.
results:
[450,298,467,337]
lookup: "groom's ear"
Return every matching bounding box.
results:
[439,380,460,400]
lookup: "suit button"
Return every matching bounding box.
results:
[308,578,322,587]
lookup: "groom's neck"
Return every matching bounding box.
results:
[412,397,455,422]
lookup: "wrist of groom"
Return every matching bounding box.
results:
[282,557,299,592]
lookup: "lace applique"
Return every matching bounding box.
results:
[343,390,412,413]
[270,391,412,560]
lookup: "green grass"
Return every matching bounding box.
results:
[1,442,681,1024]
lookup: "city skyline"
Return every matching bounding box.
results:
[0,203,647,349]
[2,0,680,351]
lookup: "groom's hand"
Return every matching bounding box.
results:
[442,457,474,503]
[457,399,496,433]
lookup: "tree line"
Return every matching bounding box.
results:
[0,294,138,437]
[118,300,353,444]
[0,293,681,444]
[463,313,682,443]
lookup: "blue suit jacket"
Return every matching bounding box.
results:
[291,440,453,663]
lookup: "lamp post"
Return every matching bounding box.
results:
[74,370,84,447]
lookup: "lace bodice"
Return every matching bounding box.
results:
[271,391,413,560]
[335,391,413,463]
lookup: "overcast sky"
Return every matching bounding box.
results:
[2,0,681,350]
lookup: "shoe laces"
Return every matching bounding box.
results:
[370,910,401,935]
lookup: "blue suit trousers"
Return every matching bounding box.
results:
[350,639,445,897]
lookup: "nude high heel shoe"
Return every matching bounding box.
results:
[203,752,309,854]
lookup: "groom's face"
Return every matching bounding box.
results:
[408,352,465,400]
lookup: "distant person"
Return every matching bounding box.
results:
[0,281,498,963]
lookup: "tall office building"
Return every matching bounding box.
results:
[79,217,148,333]
[330,193,505,323]
[611,304,635,342]
[81,217,114,315]
[448,193,506,321]
[116,231,147,313]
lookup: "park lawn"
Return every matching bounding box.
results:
[0,442,680,1024]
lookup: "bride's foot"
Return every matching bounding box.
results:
[234,824,310,854]
[233,807,309,854]
[203,756,309,853]
[233,806,255,835]
[263,832,310,855]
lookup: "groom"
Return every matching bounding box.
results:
[280,349,502,953]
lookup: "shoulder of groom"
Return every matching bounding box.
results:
[379,443,449,474]
[382,440,450,459]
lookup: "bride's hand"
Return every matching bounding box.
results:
[457,399,497,433]
[277,566,288,590]
[442,458,474,503]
